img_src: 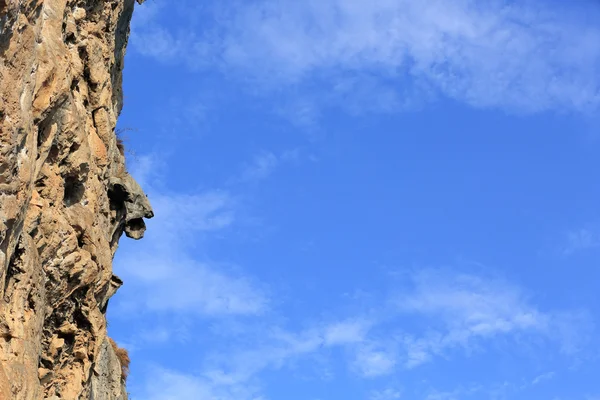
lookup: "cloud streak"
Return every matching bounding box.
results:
[563,228,600,255]
[394,268,591,367]
[133,0,600,115]
[128,265,594,399]
[114,156,268,317]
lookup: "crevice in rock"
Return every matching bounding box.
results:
[76,230,85,248]
[36,105,63,164]
[63,174,85,207]
[70,78,80,92]
[108,183,128,210]
[0,217,15,258]
[3,240,24,299]
[27,290,36,311]
[73,308,91,331]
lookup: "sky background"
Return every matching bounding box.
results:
[109,0,600,399]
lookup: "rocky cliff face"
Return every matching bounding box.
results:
[0,1,151,399]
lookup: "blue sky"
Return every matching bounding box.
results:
[109,0,600,399]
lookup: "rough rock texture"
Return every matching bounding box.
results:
[0,0,150,399]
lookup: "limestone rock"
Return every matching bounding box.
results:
[0,0,151,398]
[90,338,128,400]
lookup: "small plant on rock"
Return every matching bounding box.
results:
[108,338,130,382]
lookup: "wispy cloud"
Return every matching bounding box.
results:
[393,269,591,368]
[203,318,373,381]
[424,385,482,400]
[353,343,397,377]
[395,269,547,368]
[531,371,555,385]
[118,251,267,315]
[114,155,596,398]
[421,371,562,400]
[370,388,402,400]
[134,318,373,399]
[128,266,594,398]
[323,319,371,346]
[139,366,264,400]
[133,0,600,115]
[563,228,600,255]
[398,269,547,334]
[232,148,305,184]
[114,155,268,317]
[239,151,279,182]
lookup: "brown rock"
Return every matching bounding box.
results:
[0,0,152,399]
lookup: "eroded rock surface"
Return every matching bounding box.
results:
[0,0,150,398]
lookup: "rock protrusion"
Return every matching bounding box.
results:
[108,175,154,241]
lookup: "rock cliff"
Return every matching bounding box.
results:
[0,0,151,399]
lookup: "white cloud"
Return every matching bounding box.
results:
[353,344,397,377]
[114,153,595,396]
[425,391,459,400]
[140,367,264,400]
[393,269,590,367]
[531,371,555,385]
[563,228,600,255]
[323,319,370,346]
[148,191,237,241]
[203,318,373,383]
[227,148,306,185]
[114,157,268,317]
[370,388,402,400]
[133,0,600,114]
[126,154,161,189]
[118,251,267,315]
[132,0,164,27]
[424,385,482,400]
[131,1,185,61]
[240,151,279,182]
[133,318,375,399]
[398,269,548,335]
[126,266,594,399]
[547,310,594,356]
